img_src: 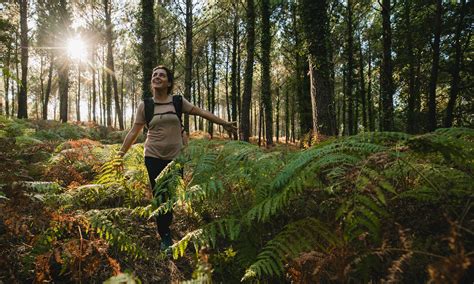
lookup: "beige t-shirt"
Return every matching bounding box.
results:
[134,95,195,159]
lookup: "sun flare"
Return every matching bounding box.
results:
[67,36,87,61]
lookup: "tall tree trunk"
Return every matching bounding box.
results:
[184,0,193,132]
[261,0,273,146]
[43,55,54,119]
[240,0,256,141]
[17,0,28,119]
[301,0,337,136]
[380,0,394,131]
[92,46,97,122]
[141,0,156,99]
[230,4,239,139]
[58,0,70,123]
[367,44,375,131]
[346,0,354,135]
[225,44,231,122]
[285,88,289,143]
[4,43,11,117]
[104,0,123,129]
[293,2,311,137]
[196,56,203,130]
[427,0,442,131]
[209,29,217,137]
[155,2,162,64]
[76,64,81,121]
[276,86,280,143]
[405,0,417,133]
[358,34,367,131]
[444,0,465,127]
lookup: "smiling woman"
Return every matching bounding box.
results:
[67,36,87,61]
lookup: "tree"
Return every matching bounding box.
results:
[427,0,442,131]
[240,0,256,142]
[184,0,193,132]
[17,0,28,119]
[300,0,337,136]
[261,0,273,146]
[380,0,394,131]
[444,0,467,128]
[58,0,71,123]
[141,0,156,99]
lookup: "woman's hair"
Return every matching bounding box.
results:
[152,65,174,94]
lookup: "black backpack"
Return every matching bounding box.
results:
[144,95,183,129]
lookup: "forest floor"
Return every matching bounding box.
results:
[1,117,473,283]
[0,118,298,283]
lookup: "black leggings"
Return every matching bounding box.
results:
[145,156,173,238]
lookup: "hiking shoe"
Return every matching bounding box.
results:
[160,233,173,252]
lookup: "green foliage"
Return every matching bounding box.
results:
[168,129,473,282]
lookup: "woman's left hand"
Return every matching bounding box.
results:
[223,121,238,135]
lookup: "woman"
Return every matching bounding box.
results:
[118,65,237,251]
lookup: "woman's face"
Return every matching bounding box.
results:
[151,68,169,90]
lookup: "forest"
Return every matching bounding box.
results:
[0,0,473,283]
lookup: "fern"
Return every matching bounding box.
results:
[242,218,340,281]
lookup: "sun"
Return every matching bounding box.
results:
[67,36,87,61]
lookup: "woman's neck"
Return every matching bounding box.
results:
[153,89,169,101]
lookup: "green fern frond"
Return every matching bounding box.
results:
[242,218,338,281]
[172,218,241,259]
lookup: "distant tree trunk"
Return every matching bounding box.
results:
[196,56,203,130]
[444,0,465,127]
[261,0,273,146]
[301,0,337,136]
[104,0,123,129]
[293,2,311,137]
[225,45,231,122]
[184,0,193,132]
[13,31,19,116]
[240,0,255,142]
[141,0,156,99]
[380,0,394,131]
[230,4,239,139]
[404,0,417,133]
[358,35,367,130]
[209,29,217,136]
[285,88,289,143]
[39,55,45,119]
[91,47,97,122]
[367,44,375,131]
[171,33,177,75]
[237,32,242,124]
[58,0,70,123]
[76,64,81,121]
[346,0,354,135]
[43,55,54,119]
[276,86,280,143]
[427,0,442,131]
[17,0,28,119]
[4,43,11,117]
[58,59,70,123]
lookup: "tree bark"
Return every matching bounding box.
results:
[261,0,273,146]
[444,0,465,127]
[346,0,354,135]
[141,0,156,99]
[230,4,239,139]
[358,34,367,131]
[427,0,442,131]
[240,0,256,142]
[380,0,394,131]
[300,0,337,136]
[17,0,28,119]
[184,0,193,132]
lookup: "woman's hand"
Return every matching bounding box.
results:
[223,121,238,135]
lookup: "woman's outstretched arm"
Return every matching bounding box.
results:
[189,107,238,134]
[118,123,145,157]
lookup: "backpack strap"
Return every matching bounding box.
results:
[172,95,184,129]
[144,95,183,130]
[144,97,154,129]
